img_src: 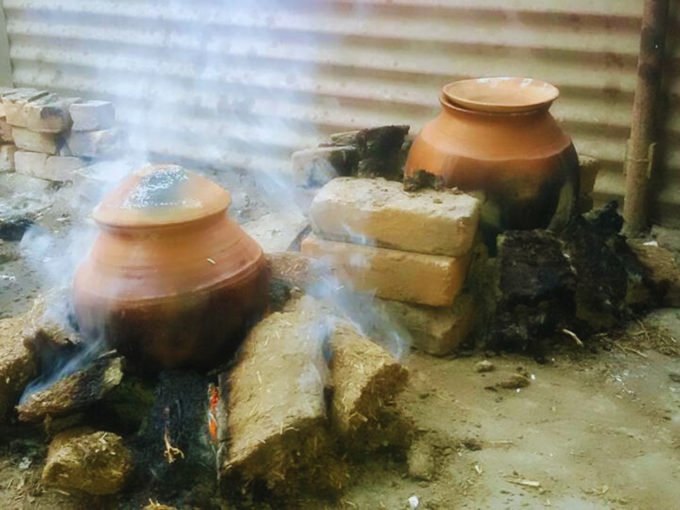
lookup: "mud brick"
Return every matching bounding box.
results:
[3,88,49,127]
[0,144,16,173]
[310,177,480,256]
[15,150,48,178]
[13,127,64,154]
[378,292,476,356]
[70,100,116,131]
[301,234,470,307]
[67,128,121,158]
[25,96,81,133]
[292,146,358,188]
[0,119,13,142]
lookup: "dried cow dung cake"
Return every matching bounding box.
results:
[329,319,410,450]
[222,297,347,497]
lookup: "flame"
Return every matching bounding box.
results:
[207,384,220,443]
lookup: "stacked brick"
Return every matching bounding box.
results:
[301,177,481,355]
[0,87,120,182]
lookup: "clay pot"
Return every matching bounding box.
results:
[72,164,270,371]
[405,77,579,231]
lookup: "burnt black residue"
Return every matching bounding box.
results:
[491,230,577,357]
[403,169,446,192]
[122,166,190,210]
[0,215,34,241]
[130,371,218,508]
[480,202,657,358]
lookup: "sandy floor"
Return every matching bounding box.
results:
[341,329,680,510]
[2,314,680,509]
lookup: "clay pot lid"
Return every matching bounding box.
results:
[442,77,559,113]
[93,164,231,228]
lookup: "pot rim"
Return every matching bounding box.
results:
[442,77,559,114]
[438,93,551,118]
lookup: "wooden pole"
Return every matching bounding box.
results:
[623,0,669,237]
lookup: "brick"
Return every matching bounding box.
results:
[0,119,13,142]
[291,146,358,188]
[15,150,48,178]
[378,292,476,356]
[67,128,121,158]
[310,177,480,256]
[0,87,17,117]
[3,88,49,127]
[12,127,64,154]
[25,96,81,133]
[0,145,16,173]
[15,152,85,182]
[301,234,470,307]
[69,100,116,131]
[43,156,88,182]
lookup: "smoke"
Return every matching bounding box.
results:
[13,0,411,399]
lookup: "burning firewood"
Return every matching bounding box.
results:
[222,296,347,497]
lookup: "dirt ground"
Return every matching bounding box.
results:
[1,314,680,509]
[2,169,680,509]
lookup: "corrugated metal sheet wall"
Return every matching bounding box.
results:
[2,0,679,225]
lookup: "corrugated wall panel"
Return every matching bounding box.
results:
[2,0,679,225]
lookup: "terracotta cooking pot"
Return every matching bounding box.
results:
[405,77,579,232]
[72,164,270,371]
